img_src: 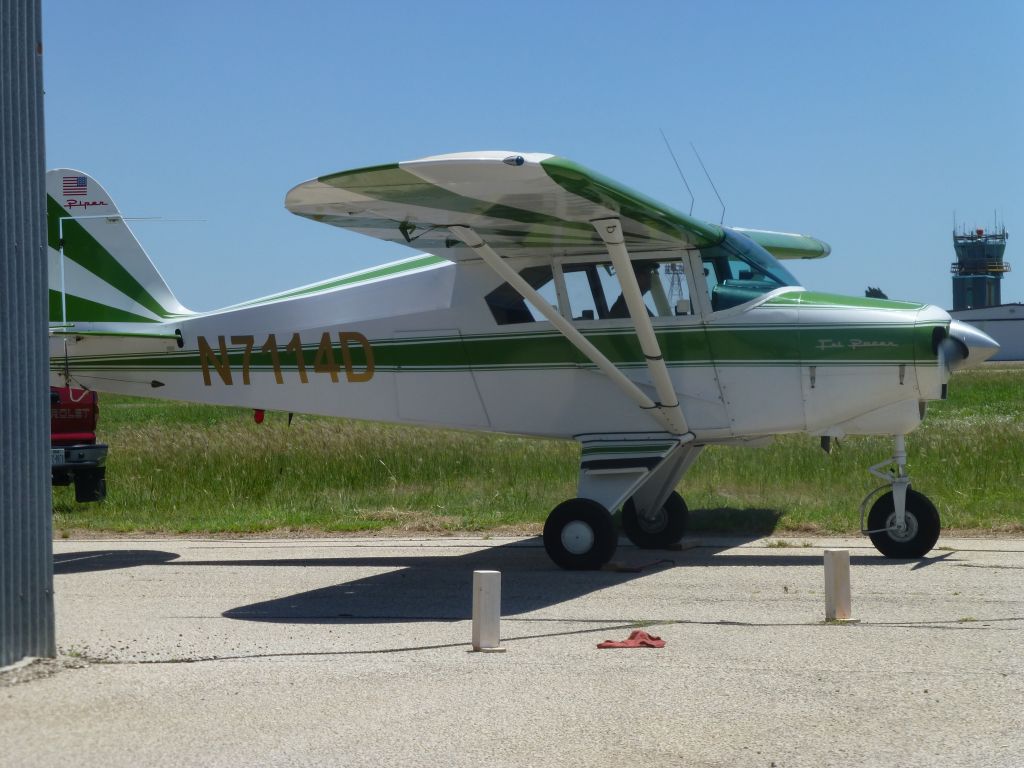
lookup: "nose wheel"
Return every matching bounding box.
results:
[865,489,941,558]
[861,435,941,558]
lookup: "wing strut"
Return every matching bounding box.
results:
[448,225,689,436]
[592,218,689,435]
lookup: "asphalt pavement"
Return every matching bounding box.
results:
[2,534,1022,767]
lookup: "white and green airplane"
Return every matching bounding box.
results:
[46,152,998,569]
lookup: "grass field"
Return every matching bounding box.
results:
[52,366,1024,537]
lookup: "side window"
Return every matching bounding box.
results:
[646,260,693,317]
[526,269,559,321]
[485,265,556,325]
[562,259,694,321]
[562,263,613,320]
[486,259,697,325]
[604,259,694,319]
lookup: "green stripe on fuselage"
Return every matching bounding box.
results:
[55,321,936,377]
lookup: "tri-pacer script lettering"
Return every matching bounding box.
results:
[816,338,899,352]
[197,331,374,386]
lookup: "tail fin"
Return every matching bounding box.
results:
[46,169,191,325]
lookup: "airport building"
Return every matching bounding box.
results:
[948,225,1024,360]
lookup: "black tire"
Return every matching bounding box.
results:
[867,489,940,558]
[543,498,618,570]
[621,491,688,549]
[74,470,106,503]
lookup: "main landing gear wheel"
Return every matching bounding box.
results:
[867,489,940,558]
[621,491,688,549]
[543,498,618,570]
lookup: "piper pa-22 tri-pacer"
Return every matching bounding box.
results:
[46,152,999,569]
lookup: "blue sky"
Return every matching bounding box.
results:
[43,0,1022,311]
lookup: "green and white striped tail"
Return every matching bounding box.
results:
[46,169,192,326]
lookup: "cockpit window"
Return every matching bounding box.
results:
[701,229,800,311]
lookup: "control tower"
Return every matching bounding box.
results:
[950,226,1010,310]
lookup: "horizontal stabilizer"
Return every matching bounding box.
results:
[49,328,185,389]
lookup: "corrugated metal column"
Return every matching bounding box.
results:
[0,0,55,667]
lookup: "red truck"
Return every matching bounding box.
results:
[50,386,107,502]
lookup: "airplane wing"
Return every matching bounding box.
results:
[285,151,726,261]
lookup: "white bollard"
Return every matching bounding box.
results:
[471,570,505,652]
[823,549,853,621]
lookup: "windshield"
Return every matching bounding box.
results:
[701,229,801,311]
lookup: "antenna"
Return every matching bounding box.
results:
[691,143,726,225]
[659,129,695,215]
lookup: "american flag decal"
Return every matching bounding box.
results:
[63,176,87,196]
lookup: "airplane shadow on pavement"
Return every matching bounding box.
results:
[209,537,917,625]
[54,549,180,574]
[218,540,669,624]
[53,537,930,624]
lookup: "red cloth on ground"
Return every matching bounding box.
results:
[596,630,665,649]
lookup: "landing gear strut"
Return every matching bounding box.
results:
[861,435,941,558]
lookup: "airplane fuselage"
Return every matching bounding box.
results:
[52,254,949,443]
